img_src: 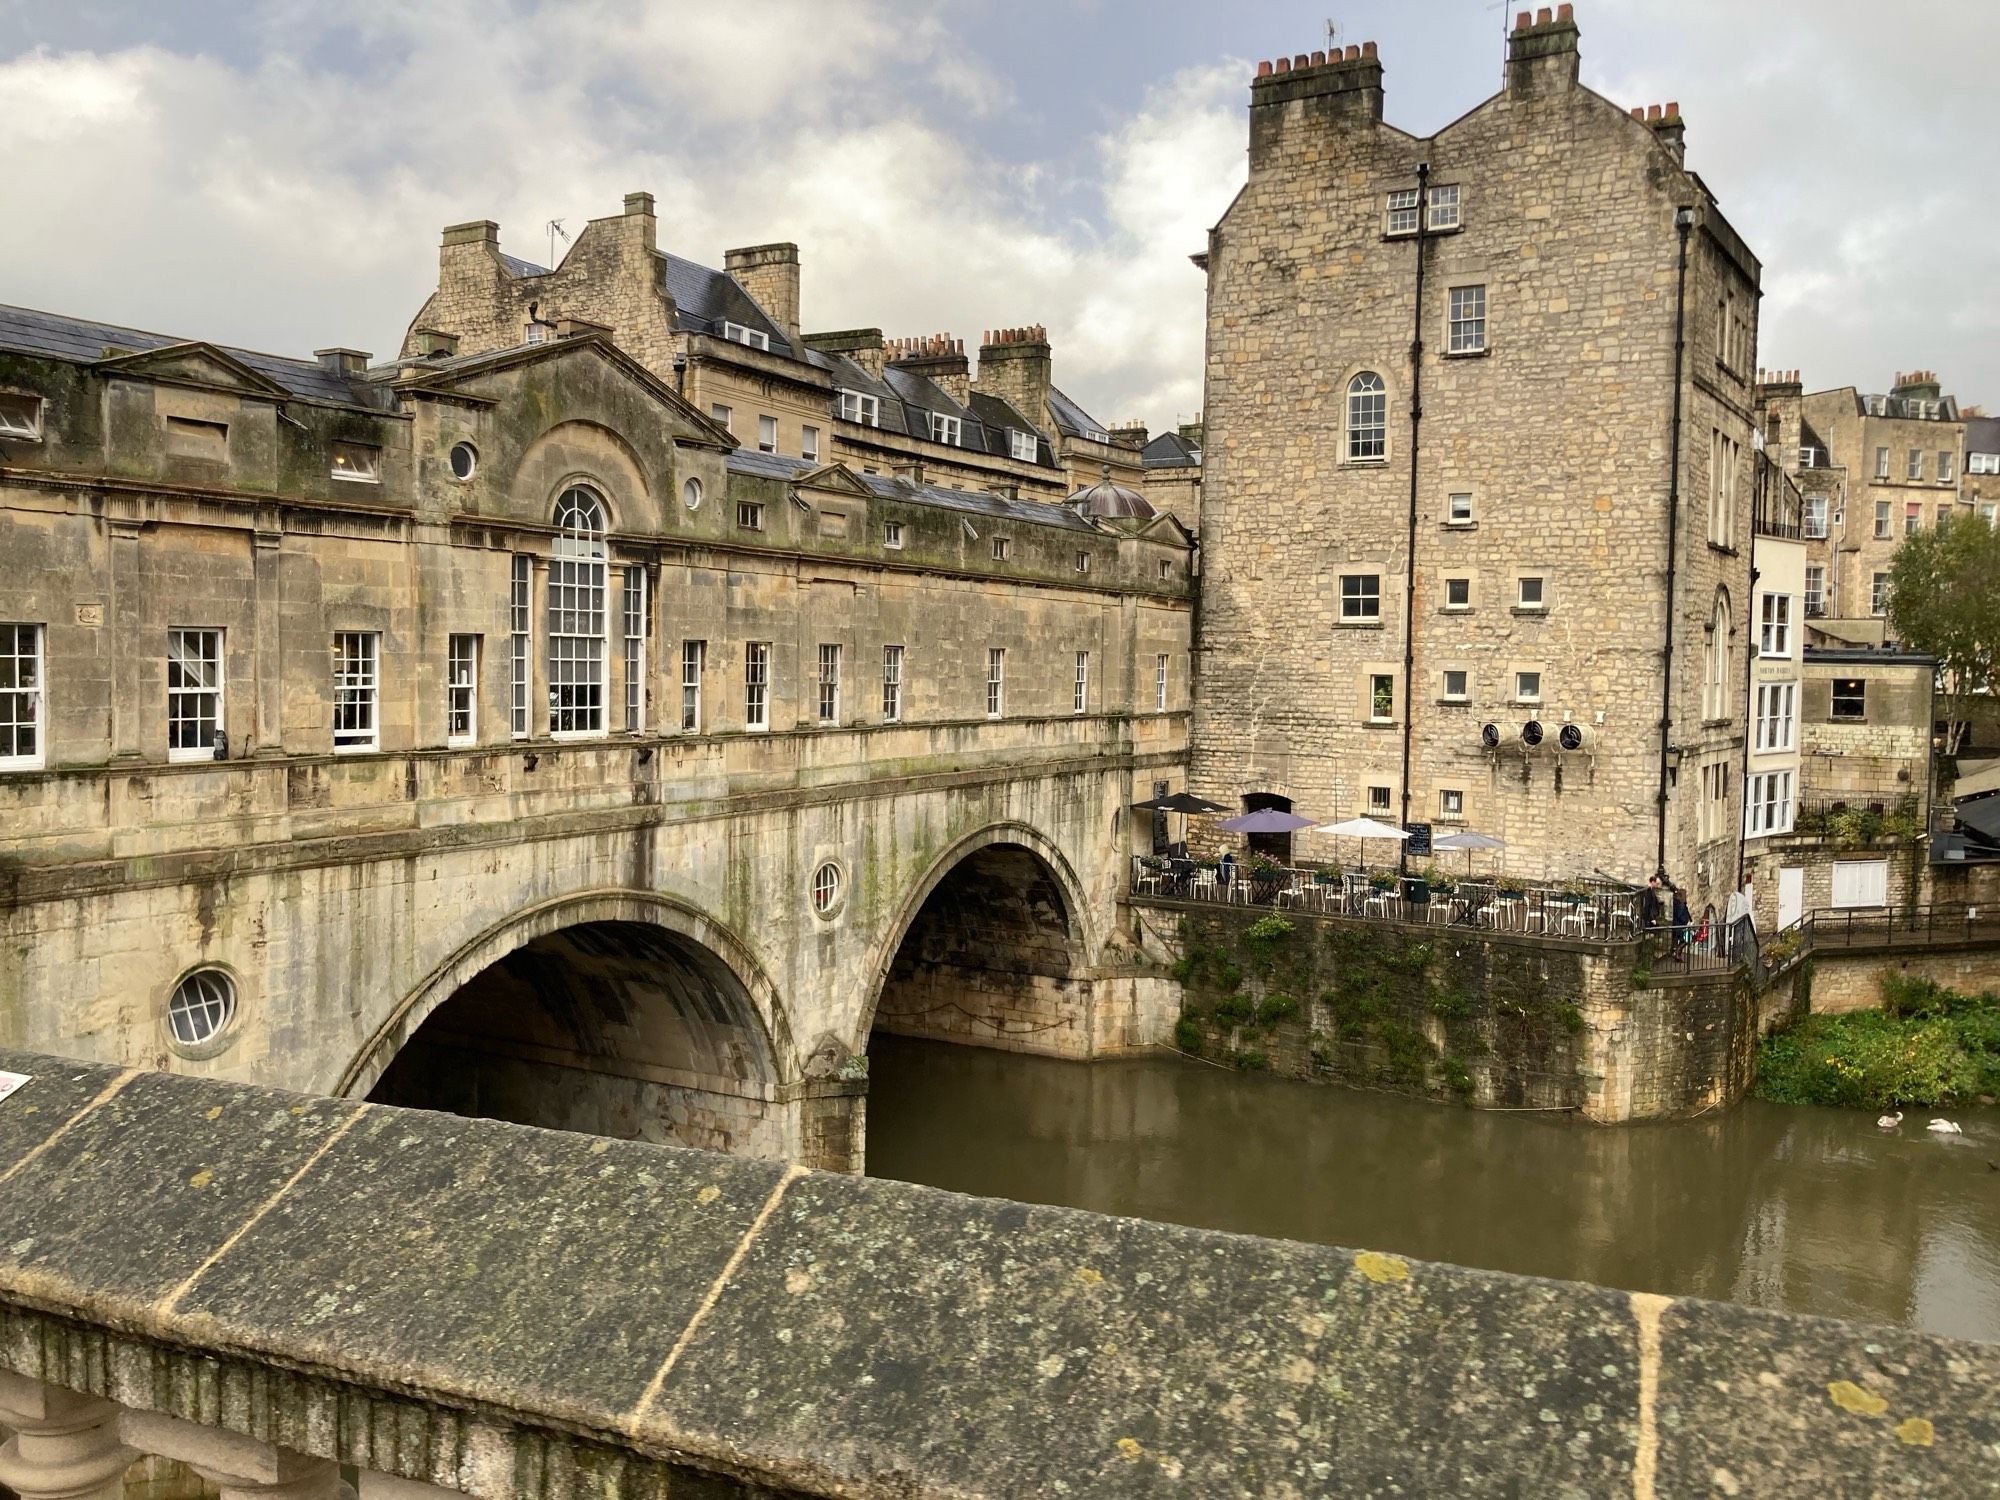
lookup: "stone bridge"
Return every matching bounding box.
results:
[0,1052,1994,1499]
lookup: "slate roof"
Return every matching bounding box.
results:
[1856,391,1960,421]
[725,449,1095,533]
[0,303,391,409]
[1046,384,1108,442]
[657,253,795,358]
[498,253,550,279]
[1965,414,2000,457]
[1142,430,1201,469]
[967,391,1055,466]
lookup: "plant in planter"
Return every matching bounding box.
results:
[1248,855,1283,880]
[1426,865,1458,894]
[1496,876,1527,896]
[1369,869,1396,891]
[1561,878,1591,900]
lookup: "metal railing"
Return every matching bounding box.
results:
[1786,903,1999,953]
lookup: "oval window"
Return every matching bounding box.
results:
[167,969,237,1048]
[810,862,843,917]
[448,442,477,480]
[683,477,703,511]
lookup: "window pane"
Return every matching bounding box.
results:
[1346,373,1386,460]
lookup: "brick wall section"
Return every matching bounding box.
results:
[1192,16,1760,917]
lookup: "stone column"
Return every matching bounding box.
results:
[252,507,285,755]
[0,1373,137,1500]
[121,1409,346,1500]
[107,515,147,761]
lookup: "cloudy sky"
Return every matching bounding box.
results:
[2,0,1994,431]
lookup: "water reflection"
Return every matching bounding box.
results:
[866,1036,2000,1342]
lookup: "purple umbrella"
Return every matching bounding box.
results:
[1217,808,1316,833]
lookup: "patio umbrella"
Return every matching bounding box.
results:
[1314,816,1411,871]
[1433,829,1506,874]
[1217,808,1316,833]
[1131,791,1228,851]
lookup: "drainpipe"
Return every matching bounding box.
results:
[1737,459,1760,887]
[1397,162,1429,876]
[1655,205,1695,878]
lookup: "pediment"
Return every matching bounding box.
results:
[94,342,291,399]
[793,462,875,498]
[1136,509,1196,547]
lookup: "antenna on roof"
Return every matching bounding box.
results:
[1324,17,1340,49]
[546,219,571,268]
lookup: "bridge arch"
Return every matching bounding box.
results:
[862,822,1098,1057]
[336,889,799,1159]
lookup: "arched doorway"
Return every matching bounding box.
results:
[1242,791,1296,863]
[361,909,789,1160]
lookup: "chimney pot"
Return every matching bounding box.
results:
[1311,49,1325,65]
[1257,59,1271,77]
[1631,106,1644,118]
[1665,100,1679,118]
[1294,53,1309,69]
[1557,2,1573,18]
[1647,103,1662,121]
[1363,40,1377,56]
[1516,10,1531,29]
[1275,56,1290,73]
[1344,44,1360,60]
[1536,7,1552,22]
[622,191,654,218]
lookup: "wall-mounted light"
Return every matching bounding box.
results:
[1674,205,1696,230]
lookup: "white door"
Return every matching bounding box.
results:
[1777,866,1804,929]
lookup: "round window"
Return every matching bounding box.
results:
[683,477,703,511]
[167,969,237,1048]
[810,862,843,917]
[448,442,477,480]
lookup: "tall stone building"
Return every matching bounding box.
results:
[1756,367,1975,636]
[402,194,1146,507]
[1190,6,1761,909]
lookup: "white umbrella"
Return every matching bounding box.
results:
[1432,829,1506,875]
[1314,816,1410,873]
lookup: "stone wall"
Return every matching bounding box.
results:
[1154,902,1749,1122]
[1782,945,2000,1017]
[1191,14,1761,918]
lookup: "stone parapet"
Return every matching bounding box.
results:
[0,1051,1995,1497]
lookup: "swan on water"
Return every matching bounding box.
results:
[1877,1112,1902,1129]
[1927,1118,1962,1135]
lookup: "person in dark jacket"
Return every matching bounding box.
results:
[1670,885,1694,963]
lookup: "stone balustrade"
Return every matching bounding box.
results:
[0,1049,1996,1497]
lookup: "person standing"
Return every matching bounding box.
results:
[1670,883,1694,964]
[1219,849,1236,895]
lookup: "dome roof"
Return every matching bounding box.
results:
[1067,465,1155,520]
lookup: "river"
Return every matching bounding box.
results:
[866,1036,2000,1342]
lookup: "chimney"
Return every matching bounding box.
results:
[1755,368,1802,397]
[1109,421,1149,450]
[313,348,372,376]
[886,333,970,406]
[1505,5,1580,98]
[1178,414,1205,449]
[412,328,460,359]
[724,242,802,352]
[617,190,658,255]
[974,326,1053,437]
[804,327,886,380]
[1247,40,1383,173]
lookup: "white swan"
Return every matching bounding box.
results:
[1877,1111,1903,1129]
[1927,1118,1962,1135]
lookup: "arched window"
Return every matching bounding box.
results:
[1347,372,1386,461]
[1702,591,1732,722]
[549,486,608,736]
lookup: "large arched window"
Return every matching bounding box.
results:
[1347,372,1387,461]
[1702,591,1732,722]
[549,486,608,736]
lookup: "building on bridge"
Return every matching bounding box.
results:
[1187,7,1762,916]
[401,191,1155,506]
[0,295,1192,1171]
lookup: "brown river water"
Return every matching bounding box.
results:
[866,1035,2000,1342]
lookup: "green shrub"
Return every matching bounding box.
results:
[1244,913,1296,944]
[1232,1048,1271,1072]
[1441,1055,1474,1098]
[1755,1010,1982,1109]
[1255,992,1300,1026]
[1172,1014,1205,1055]
[1555,1002,1586,1035]
[1213,991,1254,1025]
[1427,986,1469,1020]
[1169,956,1196,984]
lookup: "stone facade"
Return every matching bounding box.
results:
[1190,9,1760,917]
[0,302,1192,1171]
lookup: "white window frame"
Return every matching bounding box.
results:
[1443,577,1471,611]
[1075,550,1091,574]
[1801,496,1828,538]
[721,321,771,351]
[1385,188,1419,236]
[1440,788,1465,820]
[883,644,904,722]
[1368,672,1394,724]
[331,631,380,753]
[621,566,647,732]
[1442,668,1469,701]
[548,488,608,739]
[1754,681,1796,752]
[329,441,381,484]
[1744,770,1794,838]
[1346,372,1386,461]
[1515,670,1542,704]
[1367,784,1393,816]
[1870,573,1890,616]
[1758,592,1791,658]
[0,392,43,441]
[884,521,904,550]
[680,640,705,733]
[1830,858,1888,910]
[986,647,1005,719]
[1906,449,1922,481]
[1339,573,1381,621]
[709,403,733,431]
[1156,653,1170,713]
[1938,450,1955,483]
[1517,576,1545,610]
[1446,493,1474,524]
[1803,565,1825,616]
[446,633,478,747]
[1426,183,1460,230]
[1874,500,1891,539]
[929,412,963,445]
[1447,284,1485,353]
[737,500,765,532]
[0,622,45,770]
[802,425,820,463]
[1009,429,1037,462]
[1875,446,1890,479]
[744,642,771,731]
[509,556,531,739]
[992,537,1010,562]
[757,415,777,454]
[1969,452,1999,475]
[1830,677,1866,721]
[1074,651,1090,715]
[838,388,881,427]
[817,643,841,725]
[166,627,224,763]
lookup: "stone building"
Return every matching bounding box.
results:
[1190,6,1761,912]
[1739,449,1807,921]
[1140,418,1203,536]
[0,298,1191,1166]
[401,194,1145,507]
[1756,367,1975,634]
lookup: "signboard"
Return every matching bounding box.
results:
[1405,821,1433,858]
[0,1071,31,1105]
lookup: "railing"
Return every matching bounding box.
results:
[1790,796,1923,844]
[1788,903,2000,953]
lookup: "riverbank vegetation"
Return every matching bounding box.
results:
[1755,976,2000,1109]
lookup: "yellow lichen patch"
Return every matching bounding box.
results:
[785,1267,815,1295]
[1115,1438,1143,1462]
[1076,1267,1104,1287]
[290,1105,308,1115]
[1895,1417,1934,1447]
[1827,1381,1889,1417]
[204,1106,222,1121]
[696,1185,721,1205]
[590,1139,611,1155]
[1354,1251,1410,1284]
[187,1169,213,1190]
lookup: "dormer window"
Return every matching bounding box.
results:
[721,321,771,351]
[1427,184,1461,230]
[1008,429,1037,463]
[929,412,962,445]
[838,388,880,427]
[330,442,381,483]
[0,392,43,441]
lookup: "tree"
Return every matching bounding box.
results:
[1886,512,2000,757]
